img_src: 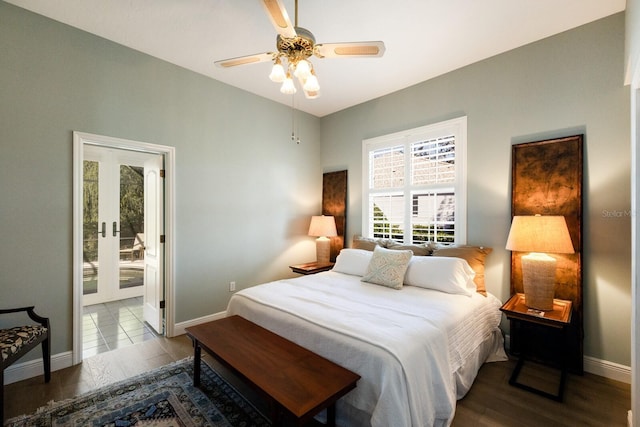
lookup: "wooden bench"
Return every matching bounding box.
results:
[185,315,360,426]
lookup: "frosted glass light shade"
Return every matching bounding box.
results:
[280,74,296,94]
[294,59,311,79]
[303,74,320,92]
[269,61,286,83]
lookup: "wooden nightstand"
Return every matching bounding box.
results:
[500,293,572,402]
[289,261,334,275]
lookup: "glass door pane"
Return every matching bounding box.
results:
[83,160,99,296]
[119,164,144,291]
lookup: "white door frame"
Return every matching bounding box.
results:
[631,83,639,426]
[72,132,176,365]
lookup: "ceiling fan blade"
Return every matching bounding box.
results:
[214,52,275,68]
[315,41,386,58]
[261,0,297,39]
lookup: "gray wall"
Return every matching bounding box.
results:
[0,3,631,368]
[0,3,321,356]
[321,13,631,366]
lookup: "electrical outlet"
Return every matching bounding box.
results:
[229,281,236,292]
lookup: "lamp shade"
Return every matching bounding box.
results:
[269,61,285,83]
[308,215,337,237]
[505,215,574,254]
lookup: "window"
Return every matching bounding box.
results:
[362,117,467,245]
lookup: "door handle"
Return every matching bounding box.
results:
[112,221,120,237]
[101,222,106,238]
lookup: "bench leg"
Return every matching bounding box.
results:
[193,341,201,387]
[326,403,336,427]
[269,401,284,427]
[1,369,4,425]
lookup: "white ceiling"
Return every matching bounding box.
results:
[5,0,626,117]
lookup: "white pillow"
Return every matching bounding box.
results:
[361,246,413,290]
[332,249,373,276]
[404,256,476,296]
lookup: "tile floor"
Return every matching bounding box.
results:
[82,296,159,359]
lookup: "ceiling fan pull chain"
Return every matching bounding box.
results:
[291,95,296,143]
[291,94,300,144]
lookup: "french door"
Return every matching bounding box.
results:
[82,145,163,315]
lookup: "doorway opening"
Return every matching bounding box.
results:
[81,145,162,357]
[73,132,175,365]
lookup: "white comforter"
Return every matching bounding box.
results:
[226,271,505,427]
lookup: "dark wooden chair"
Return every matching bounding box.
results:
[0,306,50,423]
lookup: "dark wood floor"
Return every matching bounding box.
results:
[3,335,631,426]
[453,360,630,426]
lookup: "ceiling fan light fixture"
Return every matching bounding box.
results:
[269,58,286,83]
[216,1,385,101]
[280,72,297,94]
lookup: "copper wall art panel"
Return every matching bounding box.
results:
[510,134,583,373]
[322,170,347,262]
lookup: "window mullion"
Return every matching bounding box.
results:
[404,138,412,243]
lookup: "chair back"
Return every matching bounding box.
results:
[133,233,144,251]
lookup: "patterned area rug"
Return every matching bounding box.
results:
[6,359,270,426]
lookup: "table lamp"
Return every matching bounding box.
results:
[505,214,575,311]
[308,215,337,265]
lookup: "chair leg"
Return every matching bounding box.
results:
[42,337,51,383]
[1,369,5,425]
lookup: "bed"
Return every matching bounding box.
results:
[226,247,507,426]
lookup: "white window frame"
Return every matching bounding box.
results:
[362,116,467,245]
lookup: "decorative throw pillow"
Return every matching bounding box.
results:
[385,241,431,256]
[352,235,380,251]
[404,256,476,296]
[361,246,413,290]
[333,249,373,276]
[432,245,493,296]
[352,235,435,256]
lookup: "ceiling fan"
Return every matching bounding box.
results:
[214,0,386,99]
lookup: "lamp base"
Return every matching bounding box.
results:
[316,237,331,265]
[521,253,557,311]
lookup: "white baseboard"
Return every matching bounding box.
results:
[3,351,73,385]
[583,356,631,384]
[5,325,632,386]
[172,311,227,336]
[505,334,631,384]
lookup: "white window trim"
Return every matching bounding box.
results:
[362,116,467,244]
